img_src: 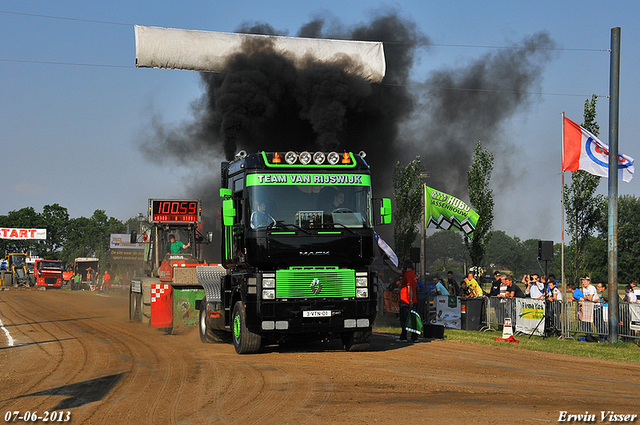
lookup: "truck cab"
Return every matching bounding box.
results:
[73,257,100,290]
[142,199,207,280]
[199,151,392,353]
[34,259,64,288]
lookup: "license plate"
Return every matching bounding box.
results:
[303,310,331,318]
[131,279,141,293]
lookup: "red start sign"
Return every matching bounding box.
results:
[0,228,47,240]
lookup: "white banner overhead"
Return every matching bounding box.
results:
[0,228,47,240]
[134,25,387,82]
[110,234,144,250]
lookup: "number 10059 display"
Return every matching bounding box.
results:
[149,200,201,223]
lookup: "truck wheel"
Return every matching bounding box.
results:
[342,328,372,352]
[199,301,229,343]
[232,301,261,354]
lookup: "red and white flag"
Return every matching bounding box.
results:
[563,116,634,182]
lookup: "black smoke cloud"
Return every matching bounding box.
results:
[142,13,426,191]
[410,32,557,195]
[140,11,556,256]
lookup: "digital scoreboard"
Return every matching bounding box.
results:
[148,199,201,223]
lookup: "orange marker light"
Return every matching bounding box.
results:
[342,152,351,164]
[273,152,282,163]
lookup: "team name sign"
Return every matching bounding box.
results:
[247,174,370,186]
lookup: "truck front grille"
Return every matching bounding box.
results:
[275,267,355,299]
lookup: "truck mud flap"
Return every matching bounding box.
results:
[196,265,227,302]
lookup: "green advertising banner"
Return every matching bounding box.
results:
[424,185,479,236]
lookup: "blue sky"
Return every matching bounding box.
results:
[1,1,639,243]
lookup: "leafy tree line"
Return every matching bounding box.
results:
[422,194,640,285]
[424,229,562,280]
[0,204,129,267]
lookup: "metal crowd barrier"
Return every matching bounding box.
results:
[481,296,639,341]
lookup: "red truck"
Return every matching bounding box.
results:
[34,259,65,288]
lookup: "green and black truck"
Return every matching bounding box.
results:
[197,150,392,354]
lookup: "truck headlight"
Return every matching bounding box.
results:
[263,277,275,288]
[263,289,275,299]
[356,287,368,298]
[355,277,368,287]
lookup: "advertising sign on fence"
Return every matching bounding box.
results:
[383,290,400,314]
[434,295,461,329]
[515,299,545,336]
[630,304,640,331]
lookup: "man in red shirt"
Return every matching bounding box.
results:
[102,271,111,293]
[399,260,419,342]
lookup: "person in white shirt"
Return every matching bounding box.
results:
[525,274,544,300]
[546,279,563,302]
[582,276,599,302]
[624,285,638,303]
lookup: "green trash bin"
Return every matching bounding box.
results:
[460,298,483,330]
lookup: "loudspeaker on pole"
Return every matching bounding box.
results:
[538,240,554,261]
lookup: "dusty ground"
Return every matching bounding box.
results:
[1,288,639,425]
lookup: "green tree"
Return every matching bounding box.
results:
[484,231,561,279]
[392,157,423,264]
[424,230,468,272]
[582,236,607,282]
[39,204,70,258]
[465,142,495,273]
[61,210,125,266]
[0,207,42,254]
[563,95,605,283]
[609,195,640,283]
[484,230,520,273]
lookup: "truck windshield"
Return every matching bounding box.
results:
[246,174,372,230]
[41,261,64,271]
[161,228,195,256]
[11,255,26,267]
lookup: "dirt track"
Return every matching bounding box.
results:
[1,288,639,424]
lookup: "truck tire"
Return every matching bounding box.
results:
[199,300,229,343]
[232,301,261,354]
[342,328,372,352]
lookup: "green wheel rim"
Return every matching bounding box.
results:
[234,314,241,340]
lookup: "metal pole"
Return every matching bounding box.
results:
[420,183,426,280]
[561,113,567,339]
[607,27,621,344]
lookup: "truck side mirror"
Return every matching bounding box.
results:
[380,198,392,224]
[207,232,214,242]
[222,199,235,226]
[130,230,138,244]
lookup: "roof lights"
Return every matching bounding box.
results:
[285,151,298,164]
[327,152,340,165]
[265,151,354,167]
[299,151,312,165]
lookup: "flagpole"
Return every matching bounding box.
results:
[607,27,621,344]
[561,112,567,339]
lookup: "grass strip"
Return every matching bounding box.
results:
[374,324,640,364]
